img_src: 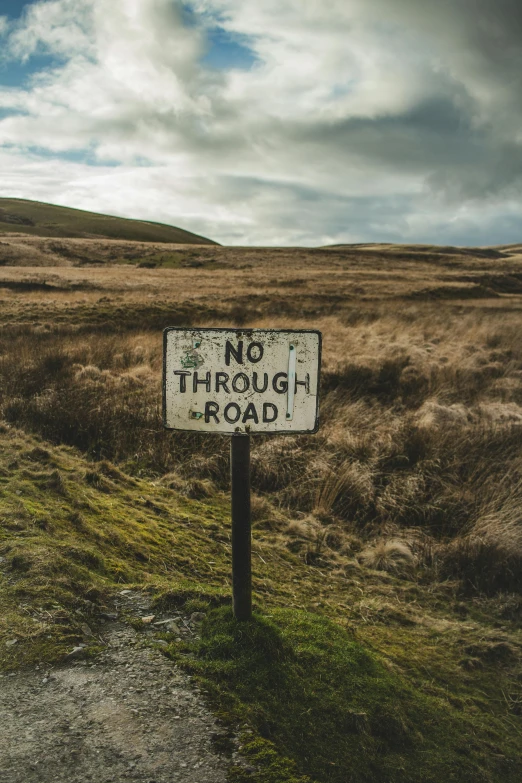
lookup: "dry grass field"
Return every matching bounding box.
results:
[1,230,521,782]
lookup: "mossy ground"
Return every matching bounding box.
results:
[2,425,520,782]
[1,241,521,782]
[0,424,229,670]
[169,607,521,783]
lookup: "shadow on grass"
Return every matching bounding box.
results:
[175,606,520,783]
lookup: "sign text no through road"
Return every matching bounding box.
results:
[163,328,321,434]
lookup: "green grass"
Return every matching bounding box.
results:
[168,607,521,783]
[0,425,232,670]
[0,197,217,244]
[1,424,521,782]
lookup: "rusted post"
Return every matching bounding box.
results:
[230,433,252,621]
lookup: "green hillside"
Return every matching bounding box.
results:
[0,198,217,244]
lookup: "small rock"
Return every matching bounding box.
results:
[100,612,118,621]
[5,639,18,647]
[190,612,206,624]
[120,589,133,595]
[154,620,179,633]
[66,646,87,660]
[141,615,155,624]
[155,640,168,647]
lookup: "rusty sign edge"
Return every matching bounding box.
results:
[162,326,322,435]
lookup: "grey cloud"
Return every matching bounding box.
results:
[188,171,522,247]
[367,0,522,112]
[292,99,480,168]
[427,142,522,201]
[412,210,522,248]
[1,0,522,245]
[190,173,416,244]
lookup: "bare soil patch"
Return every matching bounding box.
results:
[0,592,231,783]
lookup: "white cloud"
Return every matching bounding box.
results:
[0,0,521,245]
[6,0,94,61]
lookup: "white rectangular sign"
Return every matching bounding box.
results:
[163,328,321,434]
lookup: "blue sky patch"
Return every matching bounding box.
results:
[0,53,66,88]
[0,107,26,119]
[202,27,259,71]
[181,2,258,70]
[1,0,33,21]
[8,144,121,168]
[1,2,66,90]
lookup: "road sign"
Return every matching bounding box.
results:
[162,326,322,621]
[163,328,321,435]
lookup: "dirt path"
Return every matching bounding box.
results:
[0,592,234,783]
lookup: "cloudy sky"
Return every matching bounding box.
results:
[0,0,521,246]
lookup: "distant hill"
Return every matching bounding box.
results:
[320,242,509,259]
[0,198,217,244]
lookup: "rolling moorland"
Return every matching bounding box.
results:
[0,204,521,782]
[0,198,217,244]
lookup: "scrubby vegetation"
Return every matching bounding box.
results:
[1,304,520,593]
[0,238,521,781]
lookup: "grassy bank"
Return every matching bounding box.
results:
[169,607,521,783]
[1,426,520,781]
[0,241,521,781]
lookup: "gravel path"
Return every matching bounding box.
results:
[0,592,232,783]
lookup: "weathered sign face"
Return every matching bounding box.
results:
[163,328,321,434]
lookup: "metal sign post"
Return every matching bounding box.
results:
[231,434,251,620]
[163,328,321,621]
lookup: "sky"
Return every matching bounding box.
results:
[0,0,521,246]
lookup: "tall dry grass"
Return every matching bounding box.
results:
[439,479,522,593]
[1,250,521,594]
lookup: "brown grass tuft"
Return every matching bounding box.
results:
[359,539,416,575]
[440,487,522,593]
